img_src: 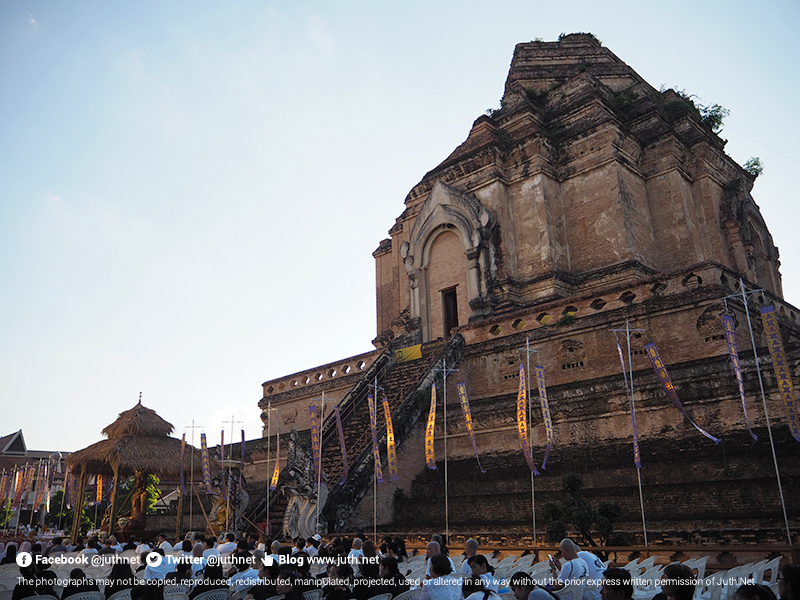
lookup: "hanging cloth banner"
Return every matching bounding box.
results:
[180,434,187,495]
[425,385,437,470]
[456,382,486,473]
[96,474,103,504]
[617,342,642,469]
[32,465,46,507]
[760,306,800,442]
[309,406,321,482]
[516,365,540,475]
[19,466,34,509]
[64,466,72,508]
[534,365,554,469]
[11,468,23,510]
[239,429,246,488]
[201,433,212,493]
[334,406,348,485]
[645,342,721,444]
[269,419,280,491]
[367,394,384,483]
[382,397,400,481]
[0,473,7,504]
[722,315,758,441]
[12,466,31,510]
[220,430,227,500]
[240,430,246,470]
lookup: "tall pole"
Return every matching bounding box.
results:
[611,319,648,547]
[185,420,203,535]
[432,359,458,542]
[222,416,243,534]
[315,392,333,535]
[517,338,541,547]
[372,377,383,541]
[725,279,792,545]
[267,400,271,537]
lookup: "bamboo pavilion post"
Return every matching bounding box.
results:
[70,470,88,544]
[107,465,120,537]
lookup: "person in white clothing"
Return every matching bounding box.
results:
[348,538,364,561]
[203,538,221,560]
[425,541,455,577]
[549,539,598,600]
[461,539,479,576]
[157,534,173,552]
[421,554,462,600]
[217,533,238,554]
[578,548,605,600]
[467,555,500,592]
[144,549,174,581]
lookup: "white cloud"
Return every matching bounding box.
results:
[26,12,41,31]
[46,193,61,204]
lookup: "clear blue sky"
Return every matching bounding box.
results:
[2,0,798,452]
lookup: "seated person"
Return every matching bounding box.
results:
[420,554,461,600]
[463,576,501,600]
[510,571,557,600]
[62,568,100,600]
[600,568,633,600]
[105,561,136,599]
[190,563,228,600]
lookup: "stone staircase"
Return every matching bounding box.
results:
[321,334,466,531]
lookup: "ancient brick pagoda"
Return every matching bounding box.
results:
[250,34,798,545]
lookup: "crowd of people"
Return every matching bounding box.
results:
[0,533,797,600]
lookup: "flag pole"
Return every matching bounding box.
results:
[611,319,648,547]
[517,338,541,547]
[724,279,791,545]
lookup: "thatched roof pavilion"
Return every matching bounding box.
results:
[66,400,219,541]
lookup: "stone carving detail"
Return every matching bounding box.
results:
[281,429,328,539]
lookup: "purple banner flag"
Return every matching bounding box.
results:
[533,365,553,468]
[457,382,486,473]
[645,342,721,444]
[722,315,758,441]
[334,406,348,485]
[367,394,384,483]
[617,342,642,469]
[517,365,540,475]
[760,306,800,442]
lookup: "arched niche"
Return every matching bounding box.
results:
[400,180,496,341]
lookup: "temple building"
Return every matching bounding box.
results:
[252,34,798,545]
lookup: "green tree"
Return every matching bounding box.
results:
[0,499,12,527]
[542,473,627,548]
[744,157,764,178]
[48,490,92,534]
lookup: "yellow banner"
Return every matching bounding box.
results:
[425,385,437,470]
[96,474,103,503]
[382,398,399,481]
[517,365,539,474]
[457,382,486,473]
[761,306,800,442]
[395,344,422,363]
[309,406,321,481]
[270,422,280,491]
